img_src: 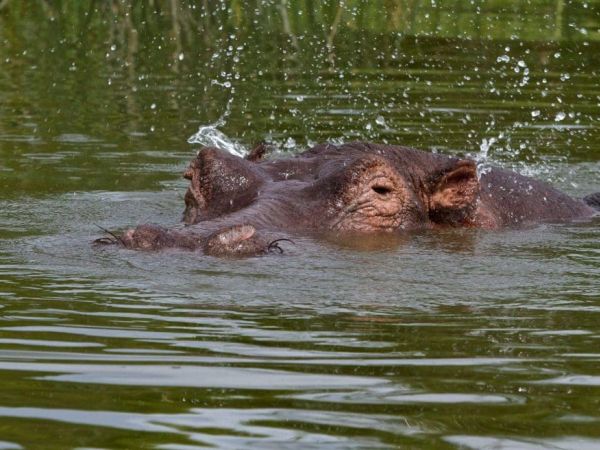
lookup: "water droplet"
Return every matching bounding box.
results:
[150,103,156,110]
[555,112,566,122]
[178,53,184,61]
[531,110,541,118]
[284,137,296,149]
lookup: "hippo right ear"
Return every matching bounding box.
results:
[428,160,480,225]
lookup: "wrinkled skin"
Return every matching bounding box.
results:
[111,142,598,257]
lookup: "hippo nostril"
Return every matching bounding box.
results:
[203,224,266,257]
[215,224,256,244]
[372,185,392,196]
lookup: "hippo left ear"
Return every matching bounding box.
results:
[428,160,479,225]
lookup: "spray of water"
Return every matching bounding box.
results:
[476,136,497,179]
[187,125,247,158]
[187,33,248,158]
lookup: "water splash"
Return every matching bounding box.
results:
[187,125,247,157]
[476,136,497,179]
[187,36,247,157]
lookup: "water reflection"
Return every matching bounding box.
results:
[0,406,422,449]
[445,436,600,450]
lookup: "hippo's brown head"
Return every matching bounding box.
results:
[105,141,596,257]
[181,142,481,235]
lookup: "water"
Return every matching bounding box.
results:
[188,125,248,158]
[1,2,600,449]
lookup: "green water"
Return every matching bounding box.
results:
[1,2,599,449]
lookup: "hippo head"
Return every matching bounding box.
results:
[181,143,479,232]
[118,142,481,256]
[103,141,598,256]
[118,142,474,256]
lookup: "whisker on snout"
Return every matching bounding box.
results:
[267,238,296,254]
[93,224,124,246]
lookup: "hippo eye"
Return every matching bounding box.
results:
[372,185,393,196]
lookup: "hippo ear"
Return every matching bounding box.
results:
[428,160,479,225]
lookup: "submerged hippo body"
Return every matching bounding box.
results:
[116,142,598,256]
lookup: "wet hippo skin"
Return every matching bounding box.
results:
[100,142,599,257]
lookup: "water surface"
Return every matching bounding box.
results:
[1,2,599,449]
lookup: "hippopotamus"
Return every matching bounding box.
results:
[99,142,599,257]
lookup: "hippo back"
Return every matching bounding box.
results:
[480,168,594,226]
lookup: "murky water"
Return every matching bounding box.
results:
[1,2,599,449]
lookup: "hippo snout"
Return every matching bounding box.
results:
[203,224,270,257]
[115,223,277,257]
[119,224,176,250]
